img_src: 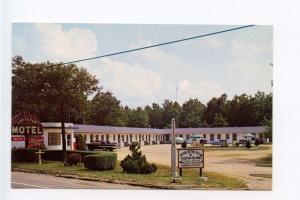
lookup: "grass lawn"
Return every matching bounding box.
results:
[254,154,272,167]
[12,161,247,190]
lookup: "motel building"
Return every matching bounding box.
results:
[12,122,267,150]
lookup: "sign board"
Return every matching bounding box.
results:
[27,136,44,148]
[177,148,204,168]
[11,113,44,148]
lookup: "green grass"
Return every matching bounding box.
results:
[254,154,272,167]
[12,161,247,189]
[249,174,272,179]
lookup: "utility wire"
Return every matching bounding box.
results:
[55,25,255,66]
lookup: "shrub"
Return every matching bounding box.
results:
[120,142,157,174]
[83,152,117,170]
[235,142,240,147]
[67,153,81,165]
[255,138,260,146]
[75,134,86,151]
[12,148,39,162]
[181,141,187,148]
[246,140,251,148]
[43,150,99,161]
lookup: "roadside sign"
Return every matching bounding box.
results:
[177,148,204,176]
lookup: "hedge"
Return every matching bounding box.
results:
[43,150,99,161]
[83,152,117,170]
[11,148,39,162]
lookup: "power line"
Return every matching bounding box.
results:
[55,25,255,66]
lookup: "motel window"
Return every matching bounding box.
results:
[226,134,230,140]
[233,133,237,141]
[186,135,190,140]
[135,135,137,140]
[84,134,87,142]
[126,135,128,142]
[106,134,109,141]
[121,135,124,142]
[210,134,214,141]
[96,135,99,141]
[130,134,132,142]
[101,135,104,141]
[149,134,151,142]
[146,134,148,141]
[67,135,71,146]
[139,134,141,142]
[217,134,221,140]
[203,134,206,138]
[156,135,158,141]
[142,135,144,141]
[48,132,61,145]
[118,135,121,143]
[90,134,94,142]
[113,135,116,141]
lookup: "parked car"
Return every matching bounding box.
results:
[175,137,184,144]
[87,140,120,151]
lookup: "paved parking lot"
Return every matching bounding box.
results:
[115,144,272,190]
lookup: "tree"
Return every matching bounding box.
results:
[161,100,181,128]
[179,98,205,128]
[87,91,126,126]
[203,94,227,126]
[127,107,150,127]
[12,56,98,163]
[212,113,228,127]
[145,103,163,128]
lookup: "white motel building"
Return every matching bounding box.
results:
[11,122,267,150]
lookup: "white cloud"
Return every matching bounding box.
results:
[33,24,98,62]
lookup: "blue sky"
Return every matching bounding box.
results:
[12,23,273,108]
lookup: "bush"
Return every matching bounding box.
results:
[255,138,260,146]
[246,140,251,148]
[83,152,117,170]
[75,134,86,151]
[120,142,157,174]
[43,150,99,161]
[12,148,39,162]
[235,142,240,147]
[181,141,187,148]
[67,153,81,165]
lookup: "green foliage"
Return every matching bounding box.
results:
[43,150,98,161]
[83,152,117,170]
[161,100,181,128]
[145,103,163,128]
[263,117,272,141]
[87,91,126,126]
[179,98,205,128]
[120,142,157,174]
[75,134,86,151]
[127,107,150,128]
[212,113,228,127]
[246,140,251,148]
[67,153,81,165]
[11,148,39,162]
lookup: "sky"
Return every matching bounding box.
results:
[12,23,273,108]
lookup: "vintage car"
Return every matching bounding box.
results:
[87,140,120,151]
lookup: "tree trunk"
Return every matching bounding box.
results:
[60,102,67,164]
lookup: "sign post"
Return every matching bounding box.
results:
[171,118,180,182]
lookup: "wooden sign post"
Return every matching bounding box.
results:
[177,148,204,176]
